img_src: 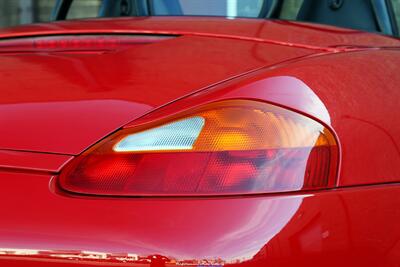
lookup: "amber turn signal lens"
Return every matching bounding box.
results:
[59,100,338,196]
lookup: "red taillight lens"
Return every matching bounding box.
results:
[0,35,174,53]
[59,100,338,196]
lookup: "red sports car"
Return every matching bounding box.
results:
[0,0,400,266]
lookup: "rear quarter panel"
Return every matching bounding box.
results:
[130,49,400,187]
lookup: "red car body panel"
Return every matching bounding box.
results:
[0,150,72,173]
[0,17,399,266]
[1,171,400,267]
[0,34,313,154]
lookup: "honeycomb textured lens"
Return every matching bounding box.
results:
[114,116,205,152]
[59,100,338,196]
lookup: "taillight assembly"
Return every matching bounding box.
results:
[59,100,338,196]
[0,35,174,53]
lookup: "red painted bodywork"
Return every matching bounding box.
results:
[0,34,312,154]
[0,17,399,266]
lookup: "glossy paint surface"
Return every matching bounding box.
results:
[0,34,312,154]
[0,17,400,266]
[0,171,400,266]
[0,149,72,172]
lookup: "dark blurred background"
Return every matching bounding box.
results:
[0,0,101,28]
[0,0,302,28]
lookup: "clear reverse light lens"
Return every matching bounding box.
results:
[113,116,205,152]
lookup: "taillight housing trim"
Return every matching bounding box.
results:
[59,99,339,197]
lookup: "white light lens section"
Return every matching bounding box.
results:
[113,117,205,152]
